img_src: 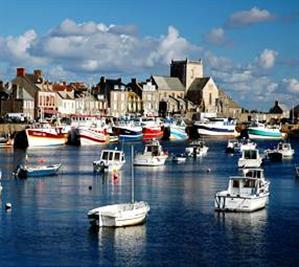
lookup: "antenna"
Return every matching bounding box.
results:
[131,145,135,203]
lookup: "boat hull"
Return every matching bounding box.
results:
[214,193,269,212]
[88,202,150,227]
[16,163,62,178]
[197,125,238,137]
[247,128,286,140]
[169,127,188,141]
[142,127,163,140]
[78,128,109,145]
[134,155,168,166]
[26,129,67,148]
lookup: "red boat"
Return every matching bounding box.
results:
[141,118,164,140]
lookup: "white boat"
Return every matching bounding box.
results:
[78,126,109,146]
[239,139,257,152]
[226,139,239,153]
[238,149,263,168]
[26,126,67,148]
[242,168,270,192]
[195,117,238,137]
[276,141,294,158]
[88,146,150,227]
[215,169,270,212]
[134,139,168,166]
[247,123,286,140]
[93,148,126,173]
[172,153,187,164]
[185,139,209,157]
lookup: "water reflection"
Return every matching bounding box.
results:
[91,225,146,265]
[215,209,268,230]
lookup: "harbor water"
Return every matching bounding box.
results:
[0,138,299,266]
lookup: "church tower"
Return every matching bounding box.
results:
[170,58,204,92]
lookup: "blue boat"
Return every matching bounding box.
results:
[15,163,62,178]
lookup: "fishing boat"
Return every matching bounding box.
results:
[247,123,286,140]
[141,117,164,140]
[163,117,188,141]
[26,127,67,148]
[88,146,150,227]
[93,148,126,173]
[14,162,62,178]
[195,117,238,137]
[215,168,270,212]
[238,149,263,168]
[77,126,109,146]
[134,139,168,166]
[112,122,143,141]
[185,139,209,157]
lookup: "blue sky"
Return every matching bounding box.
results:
[0,0,298,110]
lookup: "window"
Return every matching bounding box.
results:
[114,152,120,161]
[102,151,108,160]
[109,152,113,161]
[209,93,212,105]
[233,180,239,188]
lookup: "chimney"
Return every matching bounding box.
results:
[17,67,25,77]
[34,69,43,79]
[0,80,3,89]
[131,78,137,84]
[275,100,279,106]
[100,76,106,83]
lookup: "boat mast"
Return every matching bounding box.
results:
[131,145,135,203]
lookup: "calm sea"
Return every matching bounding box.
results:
[0,138,299,266]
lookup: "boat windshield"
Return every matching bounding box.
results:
[102,151,109,160]
[244,150,257,159]
[114,152,120,161]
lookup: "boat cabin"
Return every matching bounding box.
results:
[242,149,259,160]
[228,177,259,196]
[100,149,125,164]
[243,168,264,179]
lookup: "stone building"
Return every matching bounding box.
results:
[170,59,204,91]
[186,77,219,113]
[150,75,185,115]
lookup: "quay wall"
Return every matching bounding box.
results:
[0,124,27,136]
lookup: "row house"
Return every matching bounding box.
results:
[0,81,35,119]
[127,79,159,116]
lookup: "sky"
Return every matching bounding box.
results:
[0,0,298,111]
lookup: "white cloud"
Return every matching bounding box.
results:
[227,7,274,27]
[204,28,228,46]
[257,49,278,69]
[282,78,299,93]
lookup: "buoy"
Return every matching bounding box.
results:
[5,203,12,210]
[88,186,92,190]
[207,168,211,173]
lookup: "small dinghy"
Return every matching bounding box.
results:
[172,153,187,164]
[14,163,62,178]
